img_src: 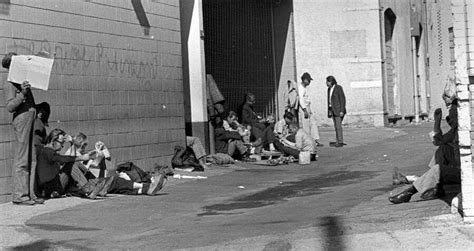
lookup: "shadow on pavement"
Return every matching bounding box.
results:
[320,216,346,251]
[198,170,377,216]
[9,239,94,251]
[26,223,101,231]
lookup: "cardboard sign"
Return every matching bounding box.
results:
[7,55,54,91]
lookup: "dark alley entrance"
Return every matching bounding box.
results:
[203,0,294,116]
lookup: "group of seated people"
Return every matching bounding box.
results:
[211,93,318,163]
[32,103,169,200]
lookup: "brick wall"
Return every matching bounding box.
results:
[0,0,185,203]
[451,0,474,220]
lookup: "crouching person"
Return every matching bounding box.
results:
[276,122,317,161]
[36,129,107,199]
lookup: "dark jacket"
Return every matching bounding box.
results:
[239,103,259,126]
[328,84,346,118]
[214,127,242,154]
[37,147,76,185]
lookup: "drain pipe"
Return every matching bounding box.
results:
[411,36,420,123]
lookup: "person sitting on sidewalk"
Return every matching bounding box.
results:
[389,81,460,204]
[274,111,295,141]
[238,93,268,153]
[223,111,251,143]
[64,133,168,196]
[275,122,317,160]
[36,129,107,199]
[33,102,51,151]
[213,116,255,162]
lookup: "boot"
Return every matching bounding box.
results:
[420,184,445,200]
[241,148,256,162]
[147,174,167,195]
[389,186,417,204]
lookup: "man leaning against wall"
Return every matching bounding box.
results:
[3,53,44,205]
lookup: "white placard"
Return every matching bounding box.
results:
[7,55,54,91]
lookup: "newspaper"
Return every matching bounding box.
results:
[7,55,54,91]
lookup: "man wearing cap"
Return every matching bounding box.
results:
[298,72,323,147]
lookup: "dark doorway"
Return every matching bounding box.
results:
[203,0,277,116]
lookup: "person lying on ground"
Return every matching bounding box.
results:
[212,116,255,162]
[36,128,107,199]
[389,79,460,204]
[64,133,168,196]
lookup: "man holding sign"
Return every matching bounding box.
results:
[3,52,46,205]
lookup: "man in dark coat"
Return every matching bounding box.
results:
[326,76,346,147]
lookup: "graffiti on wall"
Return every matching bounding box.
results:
[8,39,160,80]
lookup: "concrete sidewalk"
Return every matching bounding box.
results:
[2,124,474,250]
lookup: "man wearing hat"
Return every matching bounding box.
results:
[298,72,323,147]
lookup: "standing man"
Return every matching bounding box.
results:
[3,52,43,205]
[298,72,323,147]
[326,75,346,147]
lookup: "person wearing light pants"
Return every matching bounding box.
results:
[298,72,323,147]
[3,52,43,205]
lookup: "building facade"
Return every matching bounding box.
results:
[451,0,474,221]
[0,0,185,203]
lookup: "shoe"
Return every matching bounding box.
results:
[98,176,115,197]
[157,165,174,177]
[241,156,257,162]
[50,191,61,199]
[87,178,107,200]
[147,175,167,195]
[12,199,35,206]
[334,143,343,147]
[392,167,410,185]
[192,166,204,172]
[420,184,445,200]
[315,141,324,147]
[33,198,45,204]
[389,188,416,204]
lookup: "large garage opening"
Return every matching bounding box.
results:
[203,0,294,117]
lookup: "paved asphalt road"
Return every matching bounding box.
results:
[12,123,462,250]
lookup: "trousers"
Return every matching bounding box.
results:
[12,110,37,202]
[299,106,320,141]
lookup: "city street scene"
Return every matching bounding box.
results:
[0,0,473,250]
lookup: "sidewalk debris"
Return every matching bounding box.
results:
[173,174,207,179]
